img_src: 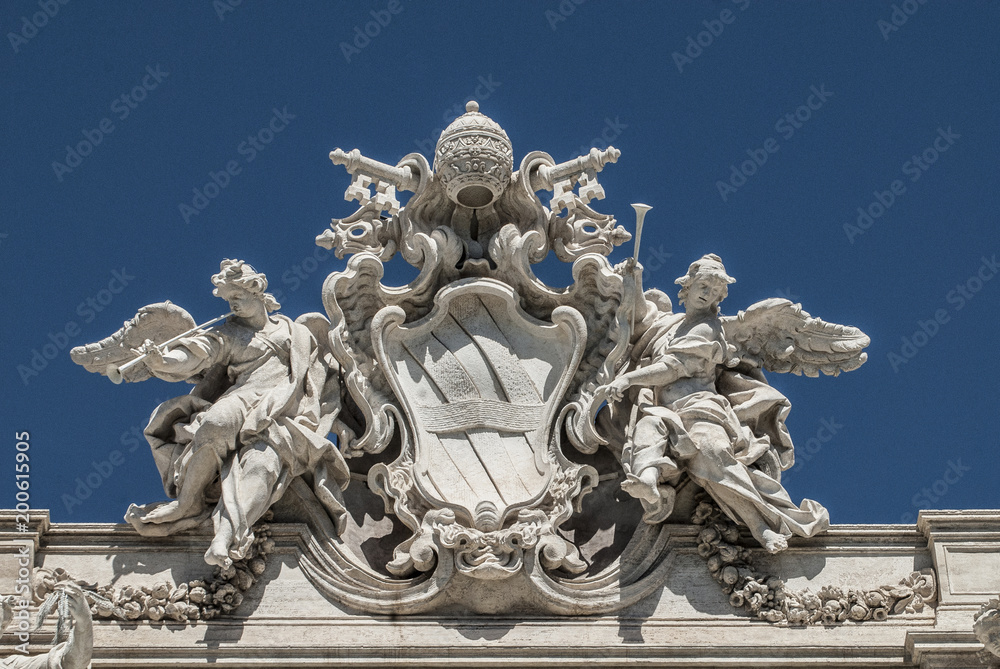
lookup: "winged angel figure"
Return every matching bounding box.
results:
[70,259,351,568]
[598,254,869,553]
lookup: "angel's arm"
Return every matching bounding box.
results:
[608,330,724,399]
[142,333,222,382]
[616,360,682,389]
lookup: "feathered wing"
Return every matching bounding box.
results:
[69,301,197,382]
[721,298,870,377]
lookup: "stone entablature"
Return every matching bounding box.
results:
[3,510,1000,667]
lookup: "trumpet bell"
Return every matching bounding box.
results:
[106,364,124,385]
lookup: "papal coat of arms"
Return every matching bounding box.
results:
[70,101,874,616]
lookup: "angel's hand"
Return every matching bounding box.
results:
[613,258,642,276]
[601,376,631,404]
[133,339,164,367]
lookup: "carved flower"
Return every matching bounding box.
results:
[31,569,58,602]
[872,607,889,621]
[905,570,936,600]
[698,527,720,545]
[170,583,188,603]
[760,609,785,623]
[248,558,267,577]
[729,591,745,607]
[849,603,870,621]
[121,601,143,620]
[818,585,844,602]
[213,583,243,613]
[150,583,171,600]
[718,544,740,563]
[231,569,254,592]
[865,591,887,608]
[188,586,208,604]
[92,599,115,618]
[697,543,716,558]
[164,601,187,622]
[692,502,715,525]
[786,608,810,626]
[801,592,822,610]
[117,585,141,608]
[747,592,767,613]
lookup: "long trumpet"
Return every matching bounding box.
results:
[107,311,232,384]
[631,203,652,263]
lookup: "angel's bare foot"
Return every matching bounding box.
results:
[761,529,788,554]
[640,485,676,524]
[205,538,233,569]
[621,471,661,504]
[228,535,253,563]
[140,500,201,524]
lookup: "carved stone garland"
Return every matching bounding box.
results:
[691,499,936,625]
[32,522,273,623]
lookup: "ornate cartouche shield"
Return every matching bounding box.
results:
[370,279,592,579]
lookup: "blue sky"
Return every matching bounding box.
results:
[2,1,998,526]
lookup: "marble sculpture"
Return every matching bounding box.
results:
[70,100,873,615]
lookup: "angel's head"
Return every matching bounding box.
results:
[675,254,735,312]
[211,259,280,314]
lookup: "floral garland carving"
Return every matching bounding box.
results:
[691,500,936,625]
[33,522,273,623]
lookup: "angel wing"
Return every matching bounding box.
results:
[721,298,870,377]
[69,301,197,383]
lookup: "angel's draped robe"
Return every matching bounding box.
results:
[614,308,829,542]
[135,315,349,552]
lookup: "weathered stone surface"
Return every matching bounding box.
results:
[8,102,994,665]
[2,509,999,666]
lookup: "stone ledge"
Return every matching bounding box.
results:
[2,510,997,667]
